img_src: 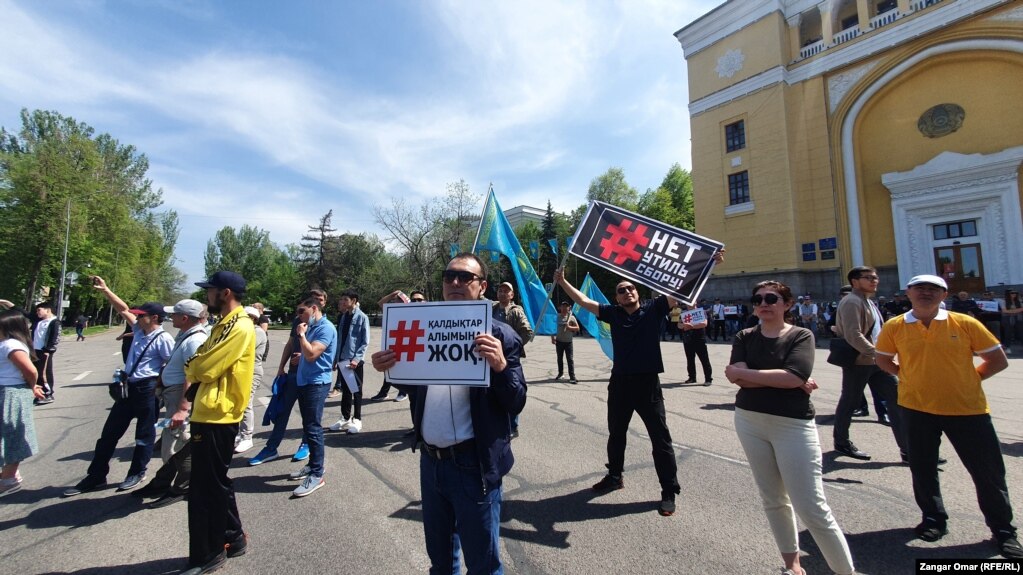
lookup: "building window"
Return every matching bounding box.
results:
[932,219,977,240]
[728,171,750,205]
[877,0,897,14]
[840,14,858,30]
[725,120,745,153]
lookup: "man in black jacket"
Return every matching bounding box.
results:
[371,253,527,575]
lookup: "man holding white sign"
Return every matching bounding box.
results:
[370,253,526,575]
[679,304,712,386]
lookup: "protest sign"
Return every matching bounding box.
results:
[569,201,724,305]
[680,308,706,325]
[977,300,1000,313]
[381,300,492,386]
[723,305,739,315]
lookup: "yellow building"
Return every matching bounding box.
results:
[675,0,1023,299]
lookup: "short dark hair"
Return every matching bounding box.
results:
[410,290,425,300]
[450,252,488,280]
[847,266,877,283]
[340,290,359,302]
[306,288,327,301]
[300,296,321,310]
[35,301,53,311]
[840,285,853,294]
[752,280,795,305]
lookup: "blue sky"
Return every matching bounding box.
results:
[0,0,719,283]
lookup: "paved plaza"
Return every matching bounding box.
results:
[2,326,1021,574]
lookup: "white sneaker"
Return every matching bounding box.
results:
[346,418,362,434]
[394,393,408,402]
[234,438,254,454]
[293,474,324,497]
[0,476,23,497]
[328,418,351,432]
[289,465,312,480]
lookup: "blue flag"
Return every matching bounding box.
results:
[473,189,558,335]
[573,273,614,361]
[528,241,539,260]
[450,243,459,259]
[547,238,558,256]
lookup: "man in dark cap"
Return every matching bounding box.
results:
[63,277,175,496]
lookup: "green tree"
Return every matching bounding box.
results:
[0,108,180,318]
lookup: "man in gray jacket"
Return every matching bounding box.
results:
[833,266,906,462]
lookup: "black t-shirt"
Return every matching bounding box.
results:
[729,325,815,420]
[598,296,669,375]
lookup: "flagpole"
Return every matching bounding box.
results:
[470,182,494,253]
[534,218,578,336]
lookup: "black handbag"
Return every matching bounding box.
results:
[109,329,162,401]
[826,337,860,367]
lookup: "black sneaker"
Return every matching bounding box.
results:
[658,492,676,517]
[683,379,697,384]
[703,380,713,387]
[835,442,871,461]
[63,476,106,497]
[915,519,948,542]
[226,532,248,558]
[592,474,624,493]
[996,530,1023,559]
[148,492,186,509]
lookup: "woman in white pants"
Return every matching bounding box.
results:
[725,280,855,575]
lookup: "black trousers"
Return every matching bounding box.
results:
[149,442,192,494]
[903,408,1016,535]
[340,361,364,420]
[555,340,575,379]
[711,319,727,340]
[834,364,905,452]
[33,351,55,396]
[188,422,242,567]
[683,339,712,381]
[87,378,157,479]
[606,373,680,493]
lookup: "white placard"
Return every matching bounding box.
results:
[977,300,1000,313]
[723,305,739,315]
[382,300,492,387]
[339,364,360,393]
[680,308,707,325]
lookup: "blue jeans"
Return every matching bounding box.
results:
[296,382,329,476]
[88,377,158,479]
[265,371,299,451]
[420,449,502,575]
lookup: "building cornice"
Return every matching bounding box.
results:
[685,0,1010,117]
[675,0,782,58]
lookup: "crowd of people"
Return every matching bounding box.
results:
[2,252,1022,574]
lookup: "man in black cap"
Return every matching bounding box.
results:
[63,277,175,496]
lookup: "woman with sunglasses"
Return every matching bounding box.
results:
[725,281,854,575]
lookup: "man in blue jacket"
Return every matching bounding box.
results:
[371,253,527,575]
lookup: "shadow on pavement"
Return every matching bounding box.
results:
[0,488,144,531]
[698,402,735,412]
[38,557,181,575]
[499,488,655,549]
[1001,441,1023,458]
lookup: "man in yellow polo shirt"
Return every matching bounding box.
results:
[875,274,1020,559]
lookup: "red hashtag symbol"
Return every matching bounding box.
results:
[389,320,426,361]
[598,218,650,265]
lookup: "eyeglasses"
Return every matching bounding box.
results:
[751,293,781,306]
[616,285,637,294]
[442,270,482,284]
[410,297,425,302]
[856,275,880,281]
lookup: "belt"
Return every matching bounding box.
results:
[128,376,159,385]
[421,439,476,460]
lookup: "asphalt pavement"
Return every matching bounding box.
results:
[2,326,1021,574]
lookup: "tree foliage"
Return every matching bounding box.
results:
[638,163,695,231]
[0,108,182,320]
[204,224,302,319]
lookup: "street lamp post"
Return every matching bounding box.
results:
[55,198,72,322]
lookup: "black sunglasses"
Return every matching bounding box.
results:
[442,270,482,284]
[751,293,781,306]
[616,285,636,294]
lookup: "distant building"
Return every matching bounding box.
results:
[675,0,1023,298]
[502,205,547,230]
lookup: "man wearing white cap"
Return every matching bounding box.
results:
[133,299,208,508]
[876,274,1021,558]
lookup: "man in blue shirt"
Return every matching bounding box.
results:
[64,277,175,496]
[290,296,337,497]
